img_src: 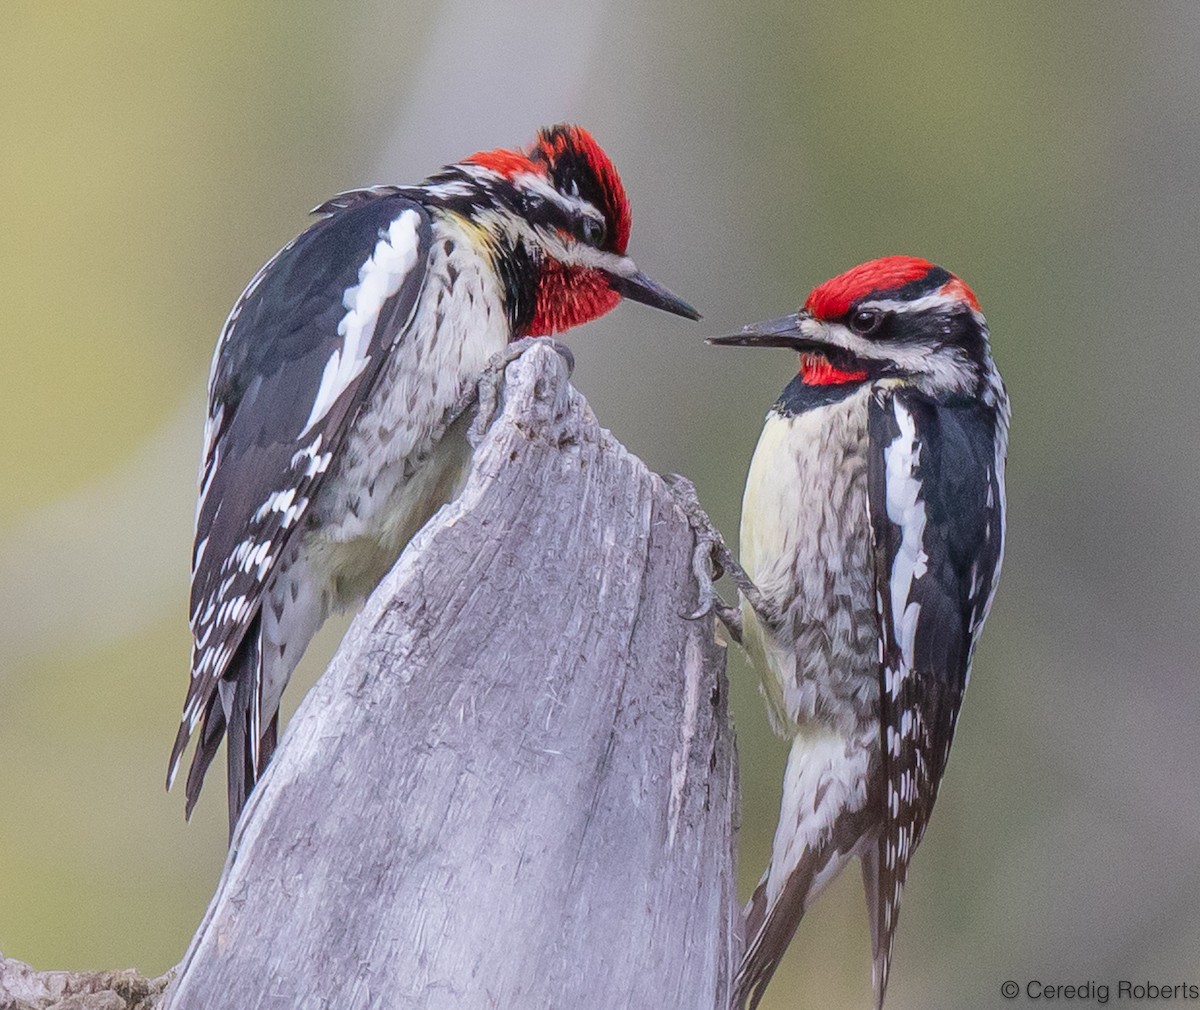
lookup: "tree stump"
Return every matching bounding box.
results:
[158,341,741,1009]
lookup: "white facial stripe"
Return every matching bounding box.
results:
[859,292,962,315]
[423,179,473,198]
[477,203,629,276]
[860,292,989,333]
[463,164,604,229]
[300,209,422,437]
[805,317,979,395]
[867,339,977,390]
[457,162,496,184]
[541,235,629,274]
[502,172,611,267]
[509,171,603,223]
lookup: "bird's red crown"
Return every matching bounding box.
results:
[529,125,632,255]
[465,125,632,255]
[805,256,979,320]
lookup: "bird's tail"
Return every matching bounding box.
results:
[219,617,278,839]
[735,839,851,1009]
[180,694,225,820]
[861,841,895,1010]
[175,613,278,839]
[733,729,875,1009]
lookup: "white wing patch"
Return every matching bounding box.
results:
[300,209,422,437]
[882,399,928,686]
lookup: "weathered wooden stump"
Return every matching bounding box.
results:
[156,341,741,1009]
[0,953,170,1010]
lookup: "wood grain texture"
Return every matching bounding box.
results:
[163,341,740,1010]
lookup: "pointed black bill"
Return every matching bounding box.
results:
[707,313,808,349]
[610,270,701,320]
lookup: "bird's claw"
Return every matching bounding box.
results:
[664,474,757,643]
[436,338,574,447]
[470,337,574,444]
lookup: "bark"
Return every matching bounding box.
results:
[7,341,742,1010]
[0,954,170,1010]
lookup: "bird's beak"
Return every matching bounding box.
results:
[706,313,813,349]
[609,269,701,320]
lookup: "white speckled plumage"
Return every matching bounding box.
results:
[738,387,882,959]
[739,387,880,738]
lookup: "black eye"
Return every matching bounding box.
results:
[849,307,885,336]
[576,216,606,248]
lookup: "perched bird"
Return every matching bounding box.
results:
[170,124,698,835]
[711,257,1009,1008]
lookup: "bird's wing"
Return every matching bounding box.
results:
[865,385,1006,1004]
[169,192,433,789]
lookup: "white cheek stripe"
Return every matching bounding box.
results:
[883,400,928,673]
[300,208,422,437]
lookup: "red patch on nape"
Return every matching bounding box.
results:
[799,352,868,386]
[463,147,543,180]
[804,256,938,320]
[526,263,620,337]
[528,124,632,255]
[939,276,981,312]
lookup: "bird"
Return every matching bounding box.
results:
[709,256,1009,1008]
[169,124,699,836]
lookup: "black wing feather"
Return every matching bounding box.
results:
[170,193,432,797]
[866,386,1005,1003]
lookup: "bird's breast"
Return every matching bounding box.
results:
[739,386,880,735]
[308,217,510,605]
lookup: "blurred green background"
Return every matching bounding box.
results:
[2,2,1198,1008]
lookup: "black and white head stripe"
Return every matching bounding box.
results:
[713,260,998,402]
[848,267,978,317]
[170,194,432,787]
[415,160,630,280]
[804,256,981,322]
[791,256,994,397]
[865,384,1007,998]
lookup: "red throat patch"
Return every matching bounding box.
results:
[526,263,620,336]
[800,352,868,386]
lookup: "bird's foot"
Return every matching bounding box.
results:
[455,337,574,446]
[663,474,768,642]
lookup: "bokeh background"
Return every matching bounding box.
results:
[2,3,1198,1008]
